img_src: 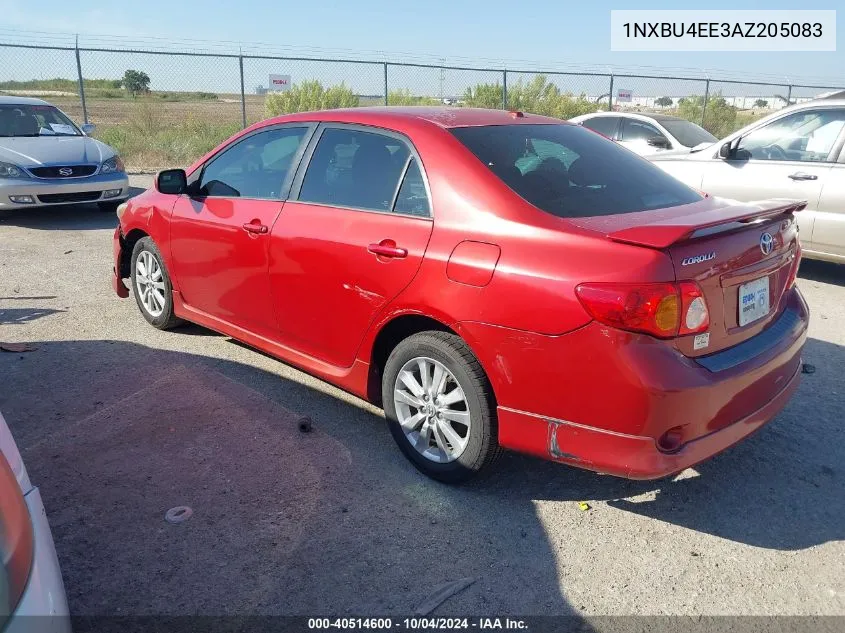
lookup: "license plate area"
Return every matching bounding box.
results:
[738,276,770,327]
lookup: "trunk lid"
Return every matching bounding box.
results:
[570,196,804,357]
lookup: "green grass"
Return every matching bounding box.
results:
[94,103,240,171]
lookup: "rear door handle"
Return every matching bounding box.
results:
[788,172,818,181]
[242,221,269,234]
[368,240,407,258]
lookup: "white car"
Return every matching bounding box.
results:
[649,95,845,264]
[570,112,717,156]
[0,411,70,632]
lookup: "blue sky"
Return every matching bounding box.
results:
[0,0,841,84]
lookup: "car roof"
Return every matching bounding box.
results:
[579,111,688,124]
[0,95,51,106]
[263,106,567,129]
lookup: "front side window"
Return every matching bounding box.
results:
[0,104,80,137]
[620,119,664,143]
[199,127,308,199]
[736,109,845,162]
[298,128,412,212]
[451,123,702,218]
[580,116,620,139]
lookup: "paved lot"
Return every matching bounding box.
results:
[1,175,844,617]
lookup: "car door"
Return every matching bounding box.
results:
[699,107,845,252]
[619,118,671,155]
[810,148,845,259]
[268,124,434,368]
[169,124,314,339]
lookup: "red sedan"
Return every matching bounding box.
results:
[112,107,808,483]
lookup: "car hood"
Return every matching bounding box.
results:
[0,135,115,167]
[649,143,715,161]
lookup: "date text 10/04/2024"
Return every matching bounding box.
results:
[307,618,529,630]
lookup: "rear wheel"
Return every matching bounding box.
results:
[130,237,182,330]
[382,331,501,483]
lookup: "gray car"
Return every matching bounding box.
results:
[650,93,845,264]
[0,96,129,212]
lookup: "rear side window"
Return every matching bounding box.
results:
[579,116,620,139]
[394,158,430,216]
[299,127,414,212]
[450,124,702,218]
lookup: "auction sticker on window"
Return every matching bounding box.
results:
[611,10,836,51]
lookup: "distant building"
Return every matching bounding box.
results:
[255,86,268,95]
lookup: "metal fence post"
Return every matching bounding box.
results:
[238,51,247,129]
[786,84,793,106]
[74,36,88,124]
[701,78,710,128]
[384,63,389,106]
[502,70,508,110]
[607,74,614,111]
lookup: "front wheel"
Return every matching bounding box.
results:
[130,237,182,330]
[382,331,501,483]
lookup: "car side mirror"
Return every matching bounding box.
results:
[646,136,671,149]
[80,123,96,135]
[156,169,188,195]
[718,141,733,159]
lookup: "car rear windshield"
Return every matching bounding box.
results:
[659,119,717,148]
[450,123,702,218]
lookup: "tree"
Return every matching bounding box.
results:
[122,69,150,97]
[655,96,673,107]
[463,75,599,119]
[754,99,769,108]
[265,80,359,115]
[677,93,739,138]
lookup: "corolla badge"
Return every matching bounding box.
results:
[680,252,716,266]
[760,232,774,255]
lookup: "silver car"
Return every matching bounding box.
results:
[0,96,129,212]
[570,111,717,156]
[650,94,845,264]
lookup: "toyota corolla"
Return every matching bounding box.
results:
[112,107,808,483]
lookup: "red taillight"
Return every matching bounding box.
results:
[575,281,709,339]
[786,241,802,289]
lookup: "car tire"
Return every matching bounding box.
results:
[98,201,121,213]
[130,237,182,330]
[382,331,501,483]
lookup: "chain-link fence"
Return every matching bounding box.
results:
[1,42,842,171]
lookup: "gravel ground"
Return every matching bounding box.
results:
[0,175,843,617]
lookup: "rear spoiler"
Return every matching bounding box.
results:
[607,198,806,249]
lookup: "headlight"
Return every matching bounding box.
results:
[100,156,125,174]
[0,161,26,179]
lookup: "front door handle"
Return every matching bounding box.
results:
[242,220,269,234]
[368,240,408,259]
[788,172,818,181]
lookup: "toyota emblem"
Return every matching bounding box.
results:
[58,167,73,176]
[760,232,774,255]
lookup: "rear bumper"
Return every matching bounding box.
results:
[498,359,801,479]
[457,286,808,479]
[0,172,129,209]
[6,487,71,633]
